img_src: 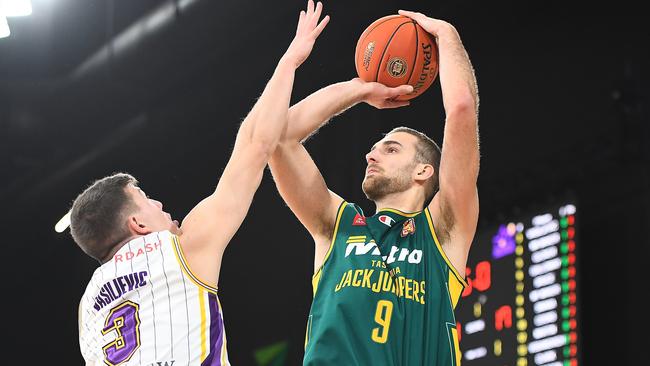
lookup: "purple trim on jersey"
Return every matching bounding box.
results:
[201,293,225,366]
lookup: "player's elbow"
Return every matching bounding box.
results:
[446,96,477,119]
[248,139,276,161]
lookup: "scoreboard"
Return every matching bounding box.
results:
[456,203,580,366]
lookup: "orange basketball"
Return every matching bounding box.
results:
[355,15,438,101]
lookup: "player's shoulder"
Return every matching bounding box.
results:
[333,200,363,219]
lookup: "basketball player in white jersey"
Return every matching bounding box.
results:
[73,2,329,365]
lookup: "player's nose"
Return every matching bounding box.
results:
[366,150,377,163]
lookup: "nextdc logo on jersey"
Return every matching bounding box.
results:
[345,241,423,264]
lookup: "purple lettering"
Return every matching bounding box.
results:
[116,277,128,296]
[138,271,148,287]
[124,273,136,292]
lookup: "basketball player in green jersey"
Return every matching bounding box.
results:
[270,10,479,365]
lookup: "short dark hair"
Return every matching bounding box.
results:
[70,173,138,262]
[387,126,441,207]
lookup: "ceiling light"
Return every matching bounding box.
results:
[0,0,32,17]
[55,211,72,233]
[0,15,9,38]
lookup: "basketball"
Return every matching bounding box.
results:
[355,15,438,101]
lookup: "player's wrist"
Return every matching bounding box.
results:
[431,23,459,42]
[347,78,374,102]
[278,52,302,70]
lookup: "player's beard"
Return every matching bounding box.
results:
[362,164,414,201]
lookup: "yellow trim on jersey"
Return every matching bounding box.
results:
[423,208,469,288]
[199,289,207,362]
[450,324,462,366]
[348,235,366,240]
[312,200,347,297]
[304,315,313,349]
[218,297,229,365]
[346,236,367,243]
[448,272,464,310]
[376,207,422,217]
[171,235,219,294]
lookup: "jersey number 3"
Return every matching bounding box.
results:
[371,300,393,344]
[102,301,142,366]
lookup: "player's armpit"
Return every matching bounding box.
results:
[428,184,479,276]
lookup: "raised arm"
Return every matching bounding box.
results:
[400,11,480,273]
[179,0,330,286]
[270,78,412,270]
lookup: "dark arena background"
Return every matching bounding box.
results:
[1,1,648,365]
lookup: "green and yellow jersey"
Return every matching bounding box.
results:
[303,202,467,366]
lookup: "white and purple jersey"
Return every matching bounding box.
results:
[79,231,230,366]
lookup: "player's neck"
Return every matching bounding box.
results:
[100,234,142,264]
[372,189,424,215]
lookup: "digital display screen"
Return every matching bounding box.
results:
[456,203,580,366]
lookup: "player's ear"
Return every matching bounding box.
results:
[413,163,434,183]
[127,214,151,235]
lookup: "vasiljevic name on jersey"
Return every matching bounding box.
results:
[93,271,149,311]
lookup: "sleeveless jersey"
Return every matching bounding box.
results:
[303,202,468,366]
[79,231,230,366]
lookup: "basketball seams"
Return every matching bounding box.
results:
[404,21,419,89]
[355,15,402,77]
[374,20,413,82]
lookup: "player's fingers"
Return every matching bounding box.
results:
[307,0,314,16]
[297,10,306,32]
[311,15,330,39]
[385,100,410,109]
[312,2,323,26]
[398,10,424,22]
[390,85,414,97]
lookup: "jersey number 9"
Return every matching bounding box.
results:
[371,300,394,344]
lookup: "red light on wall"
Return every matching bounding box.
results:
[457,322,462,342]
[495,305,512,331]
[568,253,576,265]
[570,331,578,343]
[570,305,577,317]
[462,279,472,297]
[461,262,492,297]
[569,279,576,291]
[568,240,576,252]
[570,359,578,366]
[569,293,577,304]
[570,345,577,357]
[570,319,577,329]
[462,267,473,297]
[568,227,575,239]
[568,215,575,225]
[568,266,576,278]
[474,261,492,292]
